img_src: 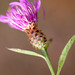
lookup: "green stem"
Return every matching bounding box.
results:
[42,49,55,75]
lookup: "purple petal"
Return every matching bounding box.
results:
[8,20,25,31]
[0,15,8,23]
[40,7,45,19]
[34,0,41,11]
[9,2,25,10]
[19,0,25,3]
[37,0,41,10]
[9,23,24,31]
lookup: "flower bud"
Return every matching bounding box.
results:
[25,22,47,50]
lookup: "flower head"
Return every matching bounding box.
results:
[0,0,41,31]
[0,0,48,50]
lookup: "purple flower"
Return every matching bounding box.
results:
[0,0,41,31]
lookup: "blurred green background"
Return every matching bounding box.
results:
[0,0,75,75]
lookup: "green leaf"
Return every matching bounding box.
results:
[57,35,75,75]
[8,48,45,59]
[45,39,53,50]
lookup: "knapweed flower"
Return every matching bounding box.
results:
[0,0,41,30]
[0,0,48,50]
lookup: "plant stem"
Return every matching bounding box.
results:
[42,49,55,75]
